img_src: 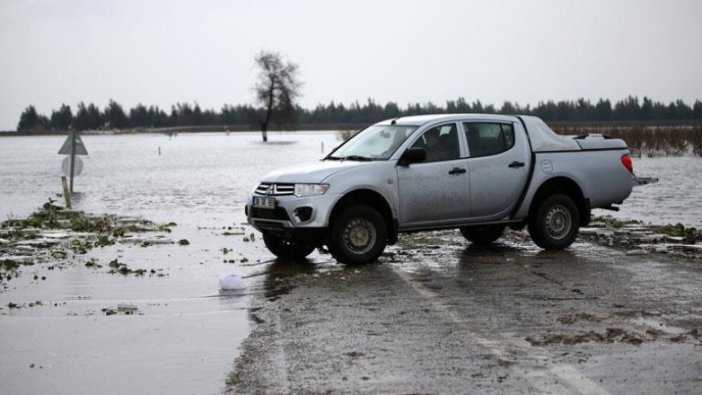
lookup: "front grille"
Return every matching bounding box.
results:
[251,207,291,221]
[255,183,295,196]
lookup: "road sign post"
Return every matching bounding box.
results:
[58,131,88,194]
[69,130,76,192]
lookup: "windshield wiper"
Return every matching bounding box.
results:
[325,155,374,161]
[342,155,374,161]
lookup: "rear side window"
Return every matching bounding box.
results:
[463,122,515,157]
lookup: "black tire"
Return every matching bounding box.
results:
[328,205,387,264]
[460,224,505,245]
[528,194,580,250]
[263,233,315,260]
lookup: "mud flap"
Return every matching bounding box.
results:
[633,176,659,187]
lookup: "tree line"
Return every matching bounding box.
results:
[16,96,702,132]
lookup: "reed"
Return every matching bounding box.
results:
[552,124,702,157]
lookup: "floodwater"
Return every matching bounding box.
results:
[1,132,700,227]
[0,131,344,395]
[0,131,701,394]
[603,156,702,228]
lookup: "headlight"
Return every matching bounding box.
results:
[294,183,330,197]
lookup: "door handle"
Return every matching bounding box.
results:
[508,161,525,168]
[448,167,466,175]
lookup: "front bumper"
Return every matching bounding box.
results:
[245,193,339,242]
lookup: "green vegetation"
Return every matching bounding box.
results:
[157,223,176,233]
[662,223,699,243]
[106,259,148,276]
[591,215,643,228]
[85,258,100,268]
[554,124,702,157]
[14,96,702,132]
[178,239,190,246]
[0,200,177,283]
[95,235,114,247]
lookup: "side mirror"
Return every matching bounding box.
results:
[398,147,426,166]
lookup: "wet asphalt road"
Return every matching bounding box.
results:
[227,231,702,394]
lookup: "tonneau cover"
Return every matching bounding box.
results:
[520,116,581,152]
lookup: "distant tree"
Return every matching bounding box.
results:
[253,50,302,141]
[641,97,654,121]
[193,103,203,125]
[129,104,149,127]
[104,99,129,129]
[595,99,613,121]
[383,101,401,118]
[693,100,702,119]
[73,103,89,131]
[49,104,73,130]
[17,105,48,131]
[170,102,194,126]
[73,102,103,131]
[147,105,168,127]
[500,101,517,114]
[613,96,641,121]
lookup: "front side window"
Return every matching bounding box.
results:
[410,123,460,162]
[463,122,515,157]
[328,125,418,160]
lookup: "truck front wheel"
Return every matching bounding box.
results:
[263,233,315,260]
[460,224,505,245]
[329,205,387,264]
[528,194,580,250]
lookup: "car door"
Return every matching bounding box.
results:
[463,121,530,219]
[396,123,471,227]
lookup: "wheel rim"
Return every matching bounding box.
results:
[343,218,376,255]
[545,204,572,240]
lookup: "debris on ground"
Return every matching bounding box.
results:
[0,199,176,284]
[220,273,246,290]
[100,304,140,316]
[577,215,702,259]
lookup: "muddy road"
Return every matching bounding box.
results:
[228,232,702,394]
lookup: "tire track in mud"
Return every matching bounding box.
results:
[390,267,612,395]
[228,234,702,394]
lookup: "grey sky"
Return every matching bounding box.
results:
[1,0,700,130]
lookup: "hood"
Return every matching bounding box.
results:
[261,160,369,183]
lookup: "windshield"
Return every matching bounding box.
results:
[327,125,418,160]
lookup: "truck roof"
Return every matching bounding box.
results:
[380,113,520,126]
[378,113,583,152]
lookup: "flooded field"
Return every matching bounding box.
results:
[600,156,702,228]
[0,131,343,395]
[1,131,701,227]
[1,131,701,394]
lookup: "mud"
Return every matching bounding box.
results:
[3,201,702,394]
[228,230,702,394]
[4,202,701,394]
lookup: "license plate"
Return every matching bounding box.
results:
[253,196,276,209]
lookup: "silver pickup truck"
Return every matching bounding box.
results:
[246,114,648,264]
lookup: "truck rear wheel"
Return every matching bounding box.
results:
[460,224,505,245]
[329,205,387,264]
[263,233,315,260]
[528,194,580,250]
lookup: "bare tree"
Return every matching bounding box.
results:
[254,51,301,142]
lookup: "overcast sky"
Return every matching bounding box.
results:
[1,0,701,130]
